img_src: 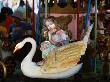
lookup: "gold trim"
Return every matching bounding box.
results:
[0,61,7,78]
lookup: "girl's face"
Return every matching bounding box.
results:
[45,21,56,31]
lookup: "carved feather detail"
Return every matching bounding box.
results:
[41,41,86,73]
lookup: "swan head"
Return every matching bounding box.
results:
[13,42,23,53]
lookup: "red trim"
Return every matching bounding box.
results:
[77,0,80,40]
[32,0,36,38]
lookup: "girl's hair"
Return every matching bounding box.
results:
[43,16,61,31]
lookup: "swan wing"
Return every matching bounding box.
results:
[41,41,87,73]
[41,24,94,73]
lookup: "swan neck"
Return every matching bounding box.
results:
[23,38,36,61]
[83,24,93,43]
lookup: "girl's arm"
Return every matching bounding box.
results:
[48,31,55,44]
[60,31,70,44]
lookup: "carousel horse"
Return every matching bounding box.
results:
[0,56,16,79]
[97,34,109,61]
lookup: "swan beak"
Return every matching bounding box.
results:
[13,46,19,53]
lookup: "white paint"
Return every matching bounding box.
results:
[23,0,39,14]
[14,37,83,79]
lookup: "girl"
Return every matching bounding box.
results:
[43,16,70,46]
[40,16,70,59]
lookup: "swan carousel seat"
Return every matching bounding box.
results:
[13,24,93,79]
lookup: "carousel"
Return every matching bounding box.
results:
[1,0,109,81]
[0,0,93,79]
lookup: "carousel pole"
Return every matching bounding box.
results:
[77,0,80,40]
[45,0,48,18]
[94,0,97,73]
[26,0,27,22]
[32,0,36,38]
[85,0,91,29]
[36,0,41,45]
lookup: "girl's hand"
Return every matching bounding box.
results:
[43,31,48,38]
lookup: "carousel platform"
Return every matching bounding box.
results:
[0,73,109,82]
